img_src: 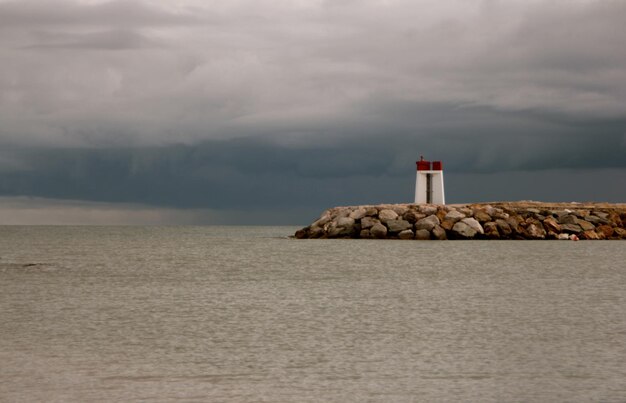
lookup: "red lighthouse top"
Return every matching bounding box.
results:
[416,156,443,171]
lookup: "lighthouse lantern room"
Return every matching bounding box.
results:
[414,156,445,205]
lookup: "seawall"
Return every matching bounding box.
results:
[294,202,626,240]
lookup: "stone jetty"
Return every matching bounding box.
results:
[294,202,626,240]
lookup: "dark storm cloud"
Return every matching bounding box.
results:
[0,0,199,28]
[0,0,625,222]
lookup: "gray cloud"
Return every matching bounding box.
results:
[0,0,624,222]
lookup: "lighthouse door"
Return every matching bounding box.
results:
[426,173,433,204]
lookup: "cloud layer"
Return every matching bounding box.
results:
[0,0,624,222]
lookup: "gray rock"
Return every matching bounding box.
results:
[432,225,447,240]
[444,210,465,223]
[336,216,355,228]
[452,221,477,238]
[561,223,583,234]
[592,211,609,219]
[378,209,398,222]
[585,215,609,225]
[360,216,379,229]
[461,217,484,235]
[415,215,440,231]
[386,219,413,233]
[398,229,415,239]
[559,214,578,225]
[370,223,388,238]
[415,229,431,240]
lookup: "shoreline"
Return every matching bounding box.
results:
[294,201,626,240]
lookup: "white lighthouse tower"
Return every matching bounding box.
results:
[414,156,445,204]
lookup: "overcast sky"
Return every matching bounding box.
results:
[1,0,625,224]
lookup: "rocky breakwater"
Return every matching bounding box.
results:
[294,202,626,240]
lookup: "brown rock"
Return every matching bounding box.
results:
[580,230,600,240]
[295,228,309,239]
[495,219,512,237]
[432,225,447,240]
[359,229,371,239]
[441,220,455,231]
[402,210,425,223]
[360,216,379,229]
[578,220,595,232]
[415,229,431,240]
[309,226,325,238]
[379,209,398,223]
[370,223,388,238]
[525,223,546,239]
[596,225,614,238]
[473,209,492,223]
[484,222,500,239]
[613,228,626,239]
[398,229,414,240]
[543,216,561,233]
[436,209,447,222]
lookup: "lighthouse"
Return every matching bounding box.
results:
[414,156,445,205]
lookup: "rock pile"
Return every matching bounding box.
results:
[294,202,626,240]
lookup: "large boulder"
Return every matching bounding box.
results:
[577,220,595,232]
[378,209,398,223]
[432,225,447,240]
[444,210,465,223]
[461,217,484,235]
[495,219,512,237]
[452,221,478,238]
[403,210,425,223]
[386,219,413,233]
[370,223,388,238]
[415,215,440,231]
[473,209,492,223]
[419,205,438,215]
[349,207,367,220]
[559,214,579,225]
[561,223,583,234]
[483,222,500,239]
[398,229,415,240]
[328,217,356,237]
[596,225,614,238]
[309,225,325,238]
[580,230,600,240]
[525,223,546,239]
[542,216,561,233]
[415,229,431,240]
[485,206,508,219]
[360,216,379,229]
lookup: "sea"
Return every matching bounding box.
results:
[1,226,625,402]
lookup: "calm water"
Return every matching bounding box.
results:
[1,226,625,402]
